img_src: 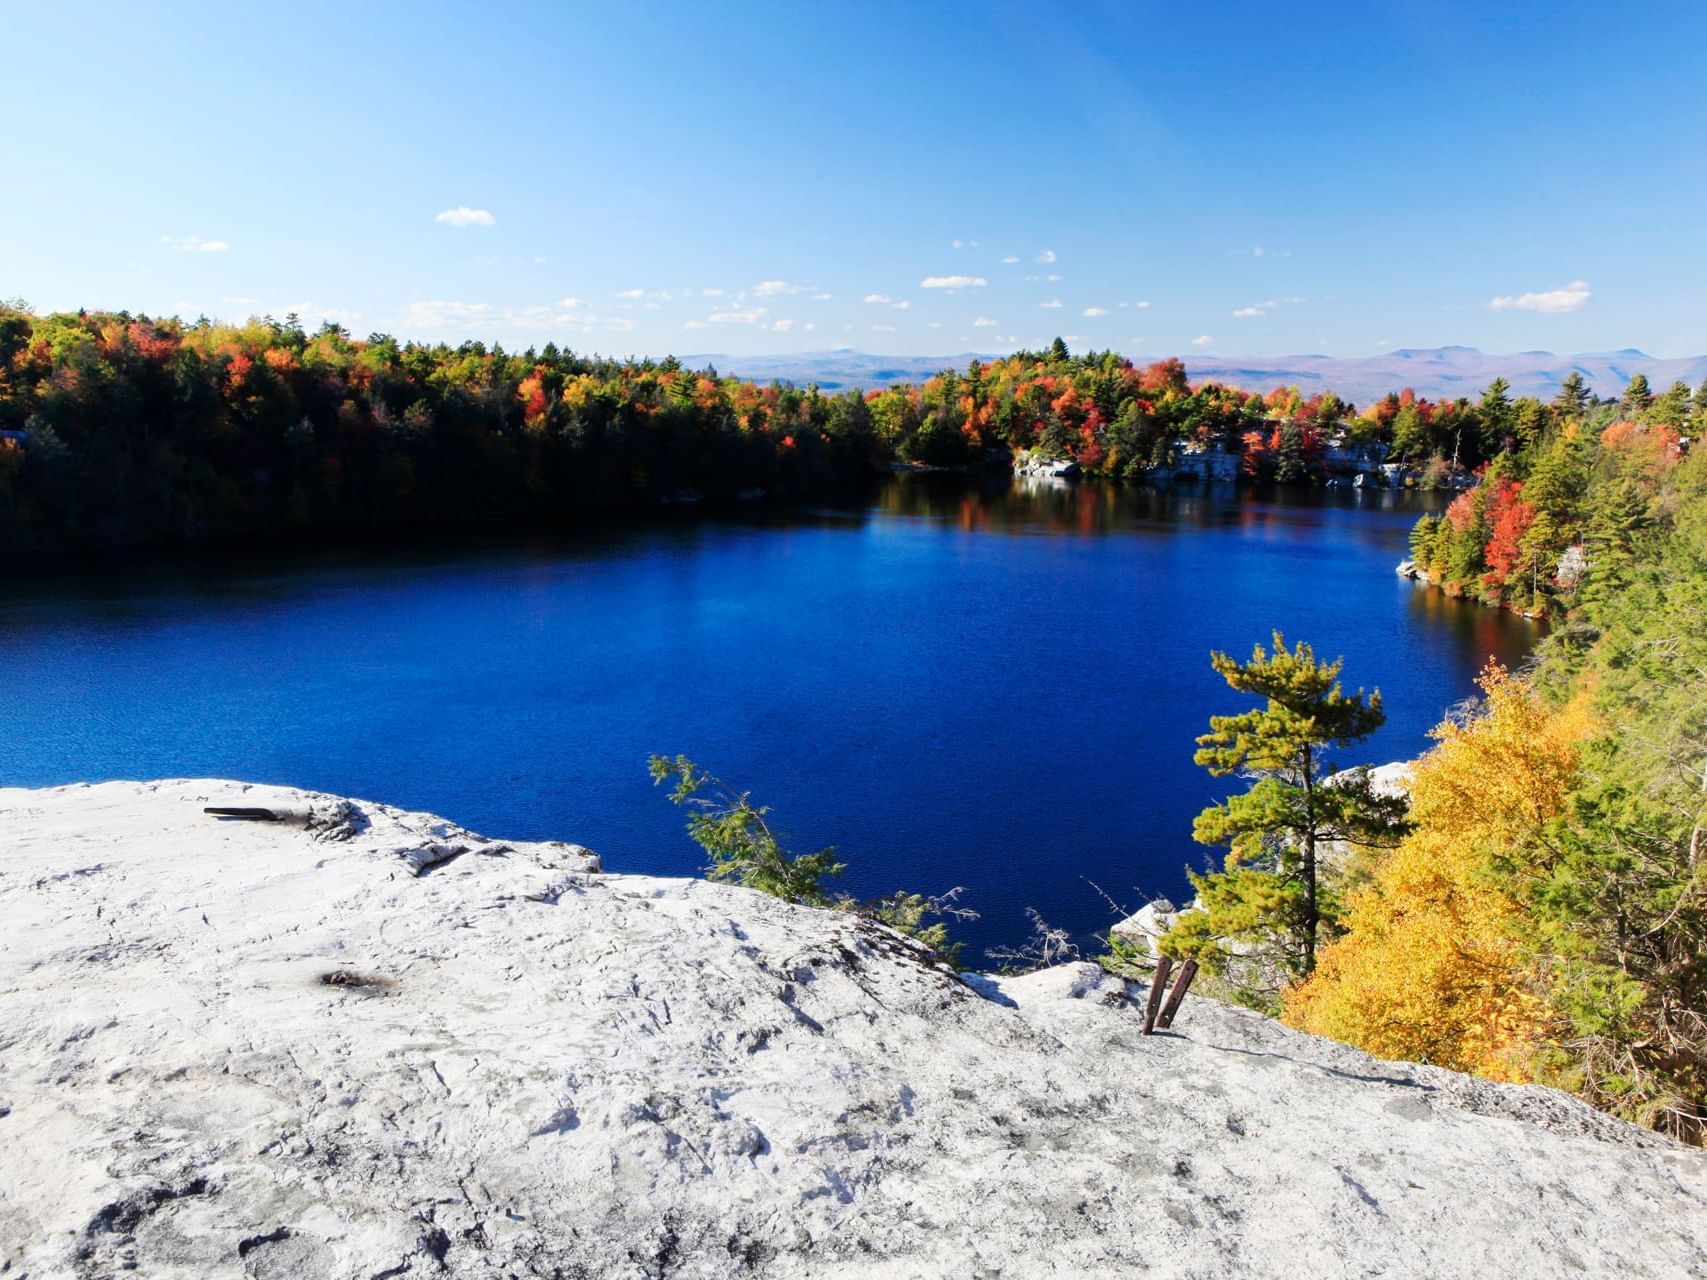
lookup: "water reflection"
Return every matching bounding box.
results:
[873,473,1451,539]
[0,475,1529,958]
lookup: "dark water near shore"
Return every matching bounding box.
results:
[0,478,1536,957]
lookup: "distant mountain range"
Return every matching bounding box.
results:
[688,346,1707,406]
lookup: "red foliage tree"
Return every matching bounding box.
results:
[1481,478,1536,589]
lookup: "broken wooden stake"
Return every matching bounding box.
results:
[203,807,280,822]
[1142,954,1174,1034]
[1155,958,1199,1030]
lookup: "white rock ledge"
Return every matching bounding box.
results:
[2,779,1703,1279]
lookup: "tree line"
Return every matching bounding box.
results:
[8,303,1703,557]
[1406,371,1694,615]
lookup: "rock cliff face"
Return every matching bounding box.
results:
[3,780,1704,1279]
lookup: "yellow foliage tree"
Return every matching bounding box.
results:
[1283,665,1586,1080]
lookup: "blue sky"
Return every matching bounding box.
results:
[4,0,1704,358]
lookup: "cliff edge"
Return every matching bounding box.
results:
[2,780,1703,1279]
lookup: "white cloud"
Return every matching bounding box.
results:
[1232,296,1304,318]
[952,239,980,250]
[1036,249,1057,263]
[871,323,897,332]
[768,319,795,332]
[1041,299,1063,309]
[1063,334,1087,343]
[920,275,987,289]
[1001,255,1020,264]
[279,302,360,328]
[892,300,911,310]
[864,293,892,304]
[928,321,942,327]
[973,317,999,327]
[402,298,632,335]
[1191,334,1214,347]
[1488,280,1591,314]
[682,319,707,330]
[708,306,767,324]
[1083,306,1109,317]
[435,206,495,227]
[162,235,229,253]
[401,300,496,329]
[1137,300,1150,309]
[804,322,817,331]
[1046,273,1062,282]
[511,302,631,332]
[753,280,805,296]
[811,291,833,301]
[614,288,646,299]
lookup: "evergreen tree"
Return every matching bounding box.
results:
[1390,402,1428,460]
[1553,371,1590,420]
[1162,634,1409,998]
[1511,397,1547,449]
[1479,377,1513,454]
[1621,373,1654,418]
[1275,421,1306,483]
[1651,379,1693,428]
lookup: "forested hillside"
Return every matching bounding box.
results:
[10,303,1704,556]
[1406,372,1693,615]
[1287,440,1706,1141]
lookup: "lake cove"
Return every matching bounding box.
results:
[0,477,1534,958]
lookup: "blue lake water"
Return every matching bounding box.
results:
[0,478,1536,958]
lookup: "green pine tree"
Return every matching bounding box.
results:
[1275,421,1306,483]
[1553,371,1590,420]
[1163,634,1409,999]
[1621,373,1654,417]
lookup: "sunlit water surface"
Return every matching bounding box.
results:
[0,477,1536,957]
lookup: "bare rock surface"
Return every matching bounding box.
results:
[2,779,1704,1279]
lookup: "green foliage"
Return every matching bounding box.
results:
[854,889,966,964]
[648,754,971,962]
[1621,372,1653,416]
[1163,634,1408,996]
[1553,371,1589,420]
[1408,513,1441,564]
[648,755,843,904]
[1524,452,1707,1138]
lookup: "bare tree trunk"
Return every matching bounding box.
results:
[1301,746,1318,974]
